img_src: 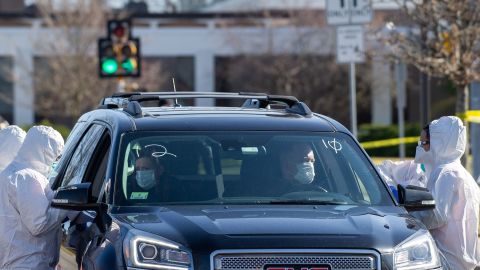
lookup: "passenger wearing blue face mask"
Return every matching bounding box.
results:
[272,142,326,196]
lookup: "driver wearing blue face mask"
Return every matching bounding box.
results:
[135,157,163,190]
[129,156,167,201]
[129,155,187,202]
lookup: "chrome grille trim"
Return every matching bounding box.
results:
[210,249,380,270]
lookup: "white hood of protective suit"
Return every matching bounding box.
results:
[13,125,64,177]
[413,116,480,270]
[0,126,65,270]
[429,116,466,166]
[0,126,26,172]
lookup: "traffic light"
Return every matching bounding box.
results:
[120,40,140,73]
[108,20,130,42]
[98,20,141,78]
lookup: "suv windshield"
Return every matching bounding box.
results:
[115,131,393,206]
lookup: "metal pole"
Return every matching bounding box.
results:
[398,106,405,158]
[396,60,407,159]
[471,82,480,182]
[350,62,357,138]
[419,72,430,126]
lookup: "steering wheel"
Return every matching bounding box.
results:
[281,188,328,199]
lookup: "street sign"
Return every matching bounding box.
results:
[336,25,365,64]
[326,0,373,25]
[327,0,372,138]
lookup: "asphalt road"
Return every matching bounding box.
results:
[56,247,77,270]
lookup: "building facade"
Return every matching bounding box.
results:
[0,1,416,127]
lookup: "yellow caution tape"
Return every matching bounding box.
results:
[466,110,480,123]
[457,110,480,123]
[360,136,418,149]
[361,111,480,150]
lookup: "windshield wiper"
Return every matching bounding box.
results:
[265,199,348,205]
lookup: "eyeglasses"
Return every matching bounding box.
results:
[302,155,315,162]
[418,140,430,146]
[288,155,315,164]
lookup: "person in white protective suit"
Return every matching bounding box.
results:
[0,126,66,270]
[414,116,480,270]
[0,125,26,172]
[377,126,431,189]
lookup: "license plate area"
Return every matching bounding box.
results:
[264,264,331,270]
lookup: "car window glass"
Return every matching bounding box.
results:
[115,132,392,206]
[61,124,105,187]
[88,134,111,202]
[340,144,382,203]
[49,121,86,188]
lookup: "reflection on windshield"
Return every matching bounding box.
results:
[116,132,393,206]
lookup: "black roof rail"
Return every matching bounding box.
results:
[128,92,270,102]
[110,92,142,98]
[124,101,143,118]
[99,97,129,108]
[102,91,312,117]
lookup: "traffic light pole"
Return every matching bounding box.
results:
[117,77,125,93]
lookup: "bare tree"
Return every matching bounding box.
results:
[217,54,372,126]
[217,6,373,126]
[34,0,116,122]
[34,0,168,124]
[383,0,480,115]
[134,59,169,92]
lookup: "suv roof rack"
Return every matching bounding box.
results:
[100,91,312,117]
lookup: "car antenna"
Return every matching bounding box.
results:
[172,77,180,107]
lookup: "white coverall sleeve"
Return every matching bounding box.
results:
[415,172,456,230]
[377,160,396,178]
[377,160,424,187]
[14,173,65,236]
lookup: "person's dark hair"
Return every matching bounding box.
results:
[423,124,430,139]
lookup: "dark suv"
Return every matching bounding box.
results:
[51,92,445,270]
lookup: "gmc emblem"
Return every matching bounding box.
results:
[264,265,331,270]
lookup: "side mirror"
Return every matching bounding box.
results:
[398,185,435,212]
[51,183,97,211]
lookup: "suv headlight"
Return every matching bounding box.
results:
[123,229,193,270]
[393,229,441,270]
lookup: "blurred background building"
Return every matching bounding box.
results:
[0,0,456,133]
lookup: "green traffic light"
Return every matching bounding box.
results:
[102,58,118,74]
[122,58,137,73]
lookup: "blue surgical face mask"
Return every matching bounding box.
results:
[136,170,156,190]
[294,162,315,184]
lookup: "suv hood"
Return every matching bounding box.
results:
[115,205,422,253]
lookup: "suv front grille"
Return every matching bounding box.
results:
[212,251,378,270]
